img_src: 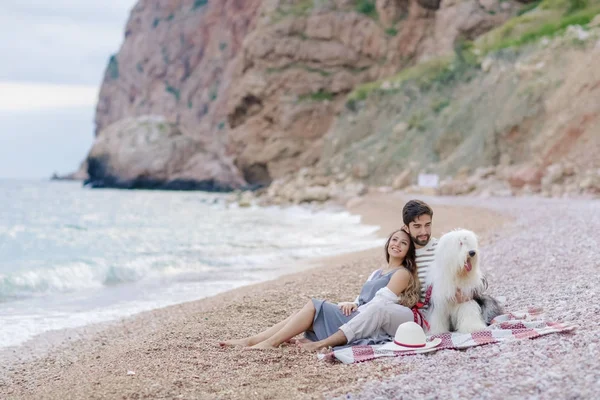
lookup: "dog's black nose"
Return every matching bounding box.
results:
[469,250,476,257]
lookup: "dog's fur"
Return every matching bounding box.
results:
[426,229,503,334]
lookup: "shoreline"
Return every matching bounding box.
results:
[0,188,383,355]
[0,191,514,399]
[0,193,385,363]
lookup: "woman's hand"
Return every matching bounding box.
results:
[338,302,358,316]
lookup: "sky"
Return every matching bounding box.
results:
[0,0,138,179]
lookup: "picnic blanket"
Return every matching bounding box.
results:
[322,308,576,364]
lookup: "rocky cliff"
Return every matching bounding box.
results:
[254,3,600,205]
[78,0,599,198]
[80,0,514,190]
[84,0,262,189]
[318,22,600,197]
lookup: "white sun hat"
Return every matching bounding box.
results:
[379,321,442,352]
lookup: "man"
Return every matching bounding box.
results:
[400,199,437,306]
[402,199,472,306]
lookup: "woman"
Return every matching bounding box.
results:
[219,229,420,350]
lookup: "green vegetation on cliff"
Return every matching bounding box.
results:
[165,84,180,102]
[477,0,600,53]
[192,0,208,10]
[355,0,377,18]
[346,53,474,107]
[272,0,381,23]
[107,55,119,80]
[299,90,335,102]
[272,0,314,22]
[347,0,599,105]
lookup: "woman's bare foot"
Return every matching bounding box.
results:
[285,337,310,346]
[218,338,251,347]
[299,341,325,353]
[248,341,278,350]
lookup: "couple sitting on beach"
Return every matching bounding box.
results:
[221,199,458,352]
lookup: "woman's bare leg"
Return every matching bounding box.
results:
[251,300,316,349]
[300,330,347,352]
[219,314,295,347]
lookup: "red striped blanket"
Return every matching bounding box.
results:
[322,309,576,364]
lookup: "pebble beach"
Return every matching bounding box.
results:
[1,192,598,399]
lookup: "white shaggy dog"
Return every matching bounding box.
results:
[426,229,492,335]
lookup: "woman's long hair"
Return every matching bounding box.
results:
[384,229,421,308]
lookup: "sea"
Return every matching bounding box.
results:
[0,180,382,348]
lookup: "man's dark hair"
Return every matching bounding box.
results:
[402,199,433,225]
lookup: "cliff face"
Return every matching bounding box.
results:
[314,2,600,197]
[89,0,263,189]
[225,0,512,186]
[84,0,513,190]
[319,30,600,187]
[254,12,600,205]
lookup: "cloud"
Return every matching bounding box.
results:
[0,0,137,85]
[0,81,99,112]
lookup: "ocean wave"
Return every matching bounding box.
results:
[0,186,384,303]
[0,230,382,301]
[0,262,102,300]
[0,259,216,301]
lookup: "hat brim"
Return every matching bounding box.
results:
[378,337,442,352]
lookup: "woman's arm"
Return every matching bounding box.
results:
[386,269,411,296]
[370,269,411,305]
